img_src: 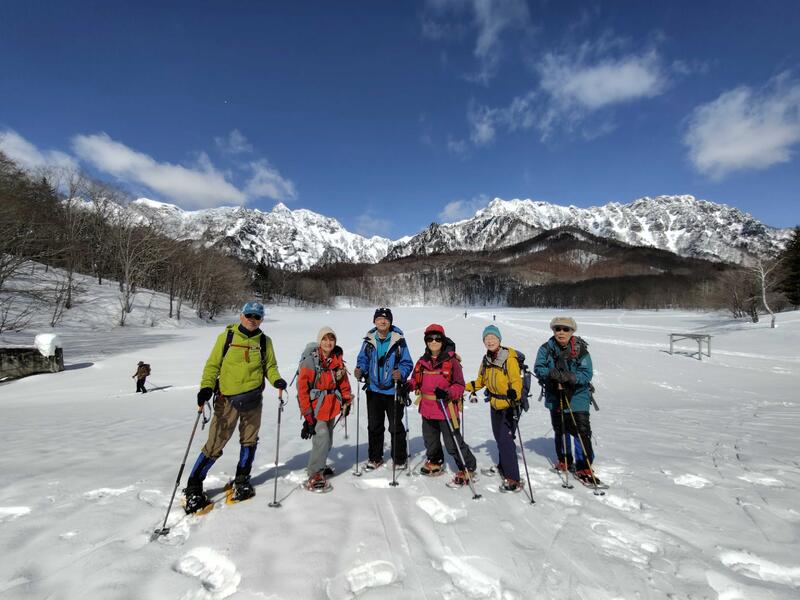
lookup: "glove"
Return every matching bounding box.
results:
[469,392,478,404]
[562,372,577,386]
[353,367,363,381]
[548,368,561,382]
[197,387,213,407]
[274,378,287,390]
[434,387,449,401]
[343,400,352,417]
[301,414,317,439]
[391,369,402,381]
[507,388,518,401]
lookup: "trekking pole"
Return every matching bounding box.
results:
[268,390,286,508]
[344,411,349,439]
[563,392,605,497]
[558,387,573,490]
[352,381,363,477]
[512,407,536,505]
[151,407,204,541]
[436,398,481,500]
[389,382,400,487]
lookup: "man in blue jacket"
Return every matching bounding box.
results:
[534,316,603,487]
[354,308,414,470]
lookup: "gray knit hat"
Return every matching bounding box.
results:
[549,316,577,332]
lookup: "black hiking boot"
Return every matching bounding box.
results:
[183,483,210,514]
[232,475,255,502]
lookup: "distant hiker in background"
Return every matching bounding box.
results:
[408,324,476,486]
[182,301,287,513]
[464,310,468,318]
[465,325,524,492]
[297,327,352,492]
[354,308,413,471]
[534,316,604,487]
[133,361,150,393]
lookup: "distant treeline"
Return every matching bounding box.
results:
[0,151,249,331]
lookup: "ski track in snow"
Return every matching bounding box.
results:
[173,547,241,599]
[719,550,800,587]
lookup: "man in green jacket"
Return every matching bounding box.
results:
[183,301,286,512]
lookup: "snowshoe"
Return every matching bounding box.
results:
[574,469,608,489]
[552,460,575,473]
[364,460,384,471]
[182,485,211,515]
[446,470,478,488]
[499,478,523,493]
[420,461,444,477]
[392,462,407,471]
[226,476,255,504]
[306,472,333,493]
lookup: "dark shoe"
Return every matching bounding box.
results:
[183,484,210,514]
[232,475,255,501]
[420,461,443,476]
[575,469,604,487]
[306,472,331,492]
[365,460,384,471]
[451,470,476,486]
[322,465,335,477]
[500,478,522,493]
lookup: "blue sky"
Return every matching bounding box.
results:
[2,1,799,237]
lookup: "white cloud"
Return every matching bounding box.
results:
[439,195,489,221]
[355,214,392,237]
[423,0,531,84]
[684,74,800,180]
[215,129,253,155]
[0,129,77,171]
[72,132,246,209]
[244,159,297,202]
[538,49,667,109]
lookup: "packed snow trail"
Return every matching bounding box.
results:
[1,307,798,599]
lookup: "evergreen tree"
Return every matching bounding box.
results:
[780,227,800,308]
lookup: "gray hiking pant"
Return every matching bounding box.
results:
[307,418,334,476]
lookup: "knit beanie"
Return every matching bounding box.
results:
[373,307,393,325]
[482,325,502,342]
[317,326,337,345]
[549,316,577,332]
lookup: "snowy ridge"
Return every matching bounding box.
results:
[387,195,792,264]
[129,199,394,271]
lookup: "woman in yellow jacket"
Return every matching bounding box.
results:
[465,325,524,492]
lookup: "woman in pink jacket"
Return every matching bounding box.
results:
[408,324,477,486]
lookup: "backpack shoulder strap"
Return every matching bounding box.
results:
[260,334,268,379]
[222,328,235,358]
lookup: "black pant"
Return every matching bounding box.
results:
[421,417,477,472]
[550,409,593,470]
[366,390,407,464]
[136,378,147,393]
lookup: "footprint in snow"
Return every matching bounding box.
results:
[352,478,394,490]
[590,520,661,567]
[83,486,135,500]
[0,506,31,523]
[173,547,241,598]
[325,560,401,599]
[598,494,642,512]
[673,474,711,488]
[439,556,505,600]
[416,496,467,523]
[736,473,784,487]
[543,489,582,507]
[719,549,800,588]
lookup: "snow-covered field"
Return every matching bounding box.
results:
[1,305,799,599]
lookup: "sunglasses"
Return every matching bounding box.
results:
[244,313,263,320]
[425,335,443,343]
[553,326,572,333]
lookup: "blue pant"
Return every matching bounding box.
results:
[490,408,520,481]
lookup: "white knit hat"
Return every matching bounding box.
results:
[317,326,337,345]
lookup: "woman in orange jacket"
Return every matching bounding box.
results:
[297,326,352,492]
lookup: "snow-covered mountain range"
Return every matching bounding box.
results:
[128,195,792,270]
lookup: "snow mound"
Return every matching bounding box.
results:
[34,333,61,357]
[416,496,467,523]
[174,547,241,598]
